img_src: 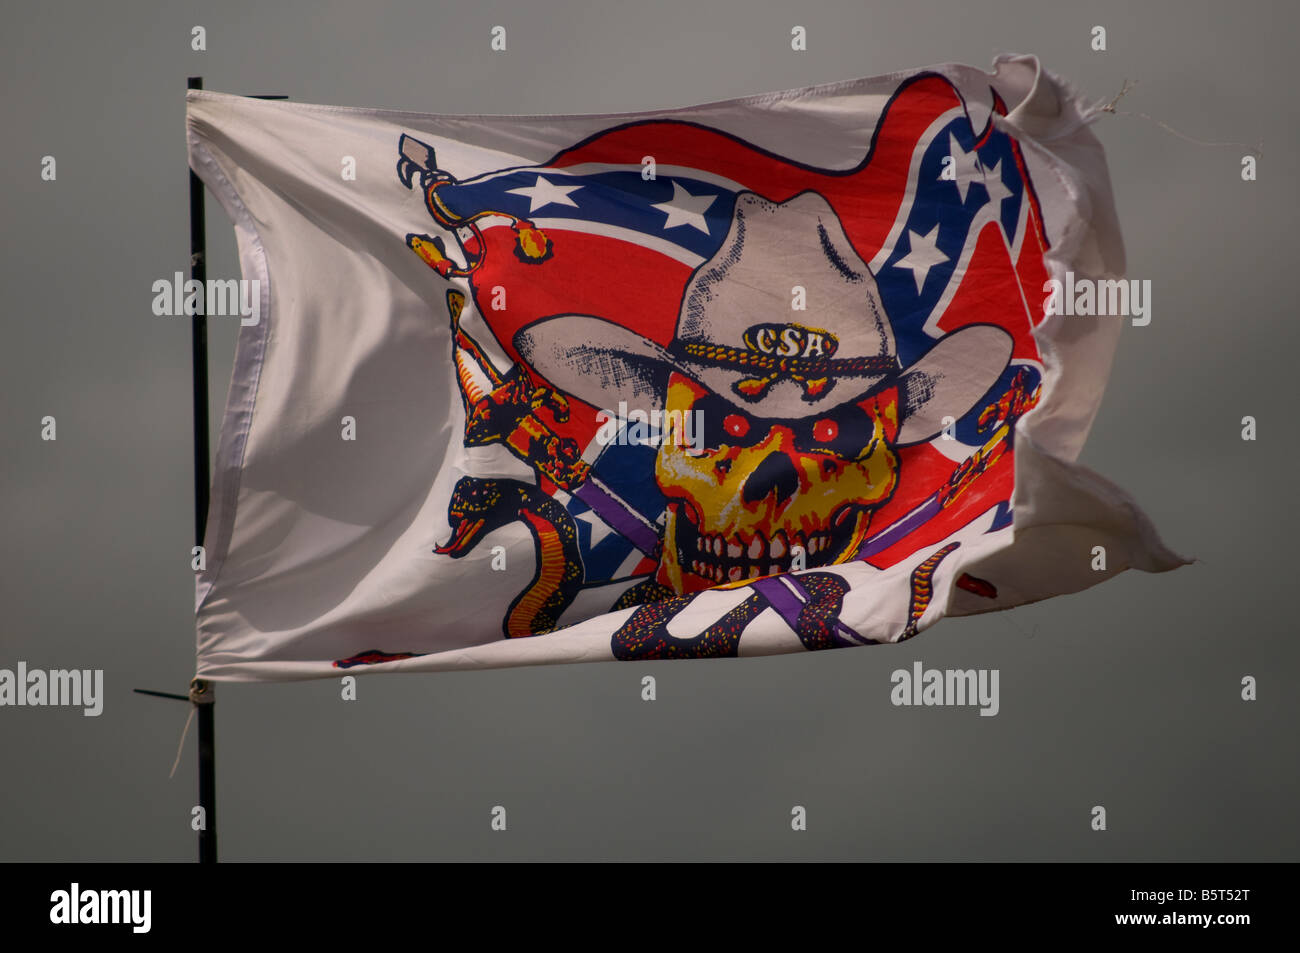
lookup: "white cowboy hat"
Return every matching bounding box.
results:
[515,190,1011,444]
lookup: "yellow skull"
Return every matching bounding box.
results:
[654,372,901,594]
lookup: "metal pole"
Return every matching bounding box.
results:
[188,75,217,865]
[189,76,211,546]
[191,677,216,863]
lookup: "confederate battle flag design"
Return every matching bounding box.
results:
[401,74,1045,657]
[187,57,1187,679]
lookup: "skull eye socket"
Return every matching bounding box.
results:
[723,414,750,440]
[813,419,838,443]
[794,405,883,459]
[681,383,898,455]
[691,392,763,449]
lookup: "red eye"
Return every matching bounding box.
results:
[723,413,750,440]
[814,419,838,442]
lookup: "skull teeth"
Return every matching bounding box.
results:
[770,532,787,559]
[680,521,853,585]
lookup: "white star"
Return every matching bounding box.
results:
[575,509,613,547]
[979,157,1014,214]
[947,132,985,204]
[651,181,717,234]
[895,224,950,294]
[507,175,583,213]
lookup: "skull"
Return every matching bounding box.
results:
[654,372,901,594]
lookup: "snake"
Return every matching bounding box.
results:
[611,538,984,658]
[609,571,853,660]
[437,476,584,639]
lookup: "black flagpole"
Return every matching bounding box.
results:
[182,78,288,864]
[187,75,218,865]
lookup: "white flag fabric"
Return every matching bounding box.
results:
[188,54,1188,680]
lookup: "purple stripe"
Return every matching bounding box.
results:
[752,575,869,645]
[780,575,870,644]
[573,481,660,556]
[855,495,941,560]
[752,576,805,629]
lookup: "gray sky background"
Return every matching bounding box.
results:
[1,0,1296,861]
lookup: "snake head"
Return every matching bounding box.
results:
[435,478,503,556]
[435,509,487,557]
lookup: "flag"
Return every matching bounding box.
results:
[187,54,1189,680]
